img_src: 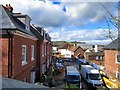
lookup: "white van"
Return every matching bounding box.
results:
[65,66,82,88]
[80,65,103,88]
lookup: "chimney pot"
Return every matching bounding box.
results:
[5,4,13,13]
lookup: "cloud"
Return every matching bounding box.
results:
[1,1,115,28]
[28,3,68,27]
[1,0,117,44]
[1,0,68,27]
[49,28,118,44]
[64,2,115,25]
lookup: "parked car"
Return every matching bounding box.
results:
[65,58,72,62]
[65,66,82,89]
[80,65,103,89]
[55,63,63,69]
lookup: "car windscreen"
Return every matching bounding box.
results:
[66,75,80,80]
[89,73,101,80]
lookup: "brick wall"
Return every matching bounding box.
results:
[1,34,52,83]
[12,35,37,82]
[1,35,37,83]
[104,50,120,77]
[0,38,8,76]
[74,47,84,57]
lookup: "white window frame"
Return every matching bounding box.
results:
[100,56,103,60]
[42,45,44,57]
[41,30,44,36]
[96,56,99,60]
[47,46,49,54]
[22,45,27,66]
[45,45,46,55]
[116,71,120,79]
[31,45,35,61]
[116,54,120,64]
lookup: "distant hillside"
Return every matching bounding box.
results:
[52,41,86,48]
[52,41,68,48]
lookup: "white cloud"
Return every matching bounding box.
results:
[49,28,118,44]
[28,2,68,27]
[1,0,68,27]
[1,0,118,44]
[64,2,115,25]
[49,32,60,39]
[1,1,115,27]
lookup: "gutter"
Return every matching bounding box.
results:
[6,30,13,78]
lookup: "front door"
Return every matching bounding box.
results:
[30,71,35,84]
[42,64,45,74]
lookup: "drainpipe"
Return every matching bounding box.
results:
[6,30,13,78]
[36,40,41,82]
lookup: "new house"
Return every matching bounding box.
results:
[0,4,52,83]
[104,38,120,80]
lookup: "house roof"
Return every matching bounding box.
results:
[0,5,36,38]
[52,41,68,49]
[30,24,43,39]
[69,46,80,52]
[104,38,120,50]
[85,52,104,55]
[62,43,72,49]
[1,76,49,88]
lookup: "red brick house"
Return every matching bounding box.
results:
[62,43,72,49]
[84,52,104,66]
[104,38,120,80]
[31,26,52,82]
[68,46,84,59]
[0,4,52,83]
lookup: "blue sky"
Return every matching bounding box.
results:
[1,0,119,44]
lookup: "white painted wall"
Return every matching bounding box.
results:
[52,47,57,51]
[95,45,98,52]
[60,49,71,58]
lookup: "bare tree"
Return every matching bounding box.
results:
[99,2,120,82]
[99,2,120,47]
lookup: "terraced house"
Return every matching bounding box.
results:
[0,4,52,83]
[104,38,120,80]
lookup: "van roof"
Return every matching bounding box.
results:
[81,65,99,74]
[66,66,80,76]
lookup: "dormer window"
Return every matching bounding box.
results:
[43,31,46,38]
[13,13,31,31]
[41,30,44,36]
[25,16,31,31]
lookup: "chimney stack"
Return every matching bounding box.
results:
[6,4,13,13]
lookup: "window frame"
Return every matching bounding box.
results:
[45,45,46,55]
[31,45,35,61]
[96,56,99,60]
[42,45,44,57]
[22,45,27,66]
[116,54,120,64]
[116,71,120,79]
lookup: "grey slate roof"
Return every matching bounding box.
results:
[104,38,120,50]
[0,5,16,29]
[30,25,43,39]
[0,76,49,88]
[0,5,36,38]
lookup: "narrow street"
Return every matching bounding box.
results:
[49,59,91,90]
[47,58,108,90]
[61,60,92,90]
